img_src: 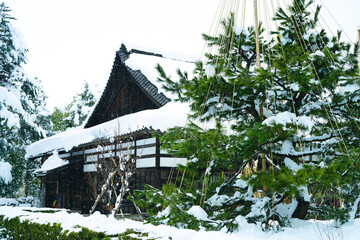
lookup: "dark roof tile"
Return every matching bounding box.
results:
[85,43,171,128]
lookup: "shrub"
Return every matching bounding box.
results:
[0,215,160,240]
[0,215,109,239]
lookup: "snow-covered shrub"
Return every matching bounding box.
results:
[0,215,110,239]
[0,196,38,207]
[133,184,217,230]
[134,179,292,232]
[17,196,35,206]
[0,198,18,207]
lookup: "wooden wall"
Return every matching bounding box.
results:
[38,133,186,214]
[43,158,83,211]
[85,60,159,128]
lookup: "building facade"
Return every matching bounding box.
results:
[26,44,193,213]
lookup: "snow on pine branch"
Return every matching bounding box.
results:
[262,111,314,134]
[0,161,12,184]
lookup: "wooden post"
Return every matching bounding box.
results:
[156,137,161,188]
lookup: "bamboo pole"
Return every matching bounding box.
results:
[254,0,261,70]
[110,155,143,221]
[89,170,117,215]
[254,0,267,198]
[358,28,360,74]
[254,0,266,173]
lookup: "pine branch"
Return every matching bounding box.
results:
[218,152,260,191]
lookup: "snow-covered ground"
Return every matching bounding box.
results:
[0,206,359,239]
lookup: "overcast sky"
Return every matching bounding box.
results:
[4,0,360,110]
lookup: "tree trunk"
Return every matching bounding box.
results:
[292,197,309,219]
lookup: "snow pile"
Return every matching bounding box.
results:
[0,197,36,207]
[186,206,209,221]
[0,161,12,184]
[17,196,36,207]
[1,206,360,239]
[275,200,298,220]
[36,150,69,173]
[0,199,18,207]
[26,101,190,158]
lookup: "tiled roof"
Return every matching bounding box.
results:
[117,44,171,106]
[84,43,171,128]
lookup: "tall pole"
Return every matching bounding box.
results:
[358,28,360,74]
[254,0,261,70]
[254,0,266,174]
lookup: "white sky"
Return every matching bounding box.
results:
[3,0,360,110]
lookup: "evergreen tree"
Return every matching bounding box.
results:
[0,2,48,197]
[51,81,96,132]
[135,0,360,230]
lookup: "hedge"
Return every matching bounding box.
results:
[0,215,157,239]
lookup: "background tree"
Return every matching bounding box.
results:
[51,81,96,132]
[136,0,360,230]
[0,2,49,197]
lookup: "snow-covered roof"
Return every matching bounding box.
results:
[124,49,194,100]
[85,44,194,128]
[26,44,194,159]
[26,101,189,158]
[35,150,69,174]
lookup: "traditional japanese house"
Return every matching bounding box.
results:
[26,44,194,213]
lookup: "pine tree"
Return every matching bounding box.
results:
[137,0,360,230]
[51,81,96,132]
[0,3,48,197]
[70,81,96,126]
